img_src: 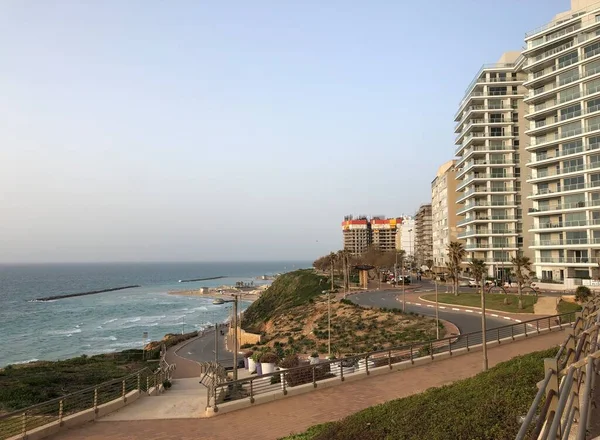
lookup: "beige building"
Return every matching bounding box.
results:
[454,51,533,278]
[415,204,433,267]
[523,0,600,280]
[431,160,458,271]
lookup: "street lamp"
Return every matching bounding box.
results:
[435,277,440,339]
[322,289,335,356]
[212,295,240,381]
[481,273,488,371]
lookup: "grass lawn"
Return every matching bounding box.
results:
[421,292,537,313]
[283,347,558,440]
[557,300,582,314]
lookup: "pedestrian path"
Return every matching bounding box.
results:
[48,330,567,440]
[101,378,208,421]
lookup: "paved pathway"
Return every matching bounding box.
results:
[47,330,567,440]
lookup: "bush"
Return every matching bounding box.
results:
[259,352,279,364]
[243,350,253,359]
[286,348,558,440]
[279,354,300,369]
[575,285,592,302]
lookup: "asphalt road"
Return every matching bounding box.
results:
[177,325,237,367]
[178,286,533,366]
[350,288,510,335]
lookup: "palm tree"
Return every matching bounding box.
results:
[447,241,466,295]
[511,253,533,309]
[469,259,486,295]
[328,252,337,291]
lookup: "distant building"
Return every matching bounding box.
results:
[341,216,371,255]
[415,204,433,268]
[397,215,415,257]
[341,215,402,255]
[371,217,401,252]
[432,160,458,271]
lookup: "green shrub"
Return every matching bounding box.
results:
[575,285,592,302]
[286,348,558,440]
[259,352,279,364]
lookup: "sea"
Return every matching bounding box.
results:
[0,261,309,367]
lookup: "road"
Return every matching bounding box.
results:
[349,287,532,351]
[178,284,534,367]
[176,325,237,368]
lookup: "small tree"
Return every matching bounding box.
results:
[469,259,486,295]
[425,259,434,275]
[511,254,533,309]
[575,285,592,303]
[447,241,466,295]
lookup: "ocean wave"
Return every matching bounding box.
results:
[48,328,82,336]
[13,358,39,365]
[89,336,118,342]
[28,299,56,303]
[125,317,141,323]
[103,318,118,325]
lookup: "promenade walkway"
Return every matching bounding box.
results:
[48,330,567,440]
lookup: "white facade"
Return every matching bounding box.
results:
[398,216,415,257]
[523,0,600,281]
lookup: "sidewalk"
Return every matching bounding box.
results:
[48,330,567,440]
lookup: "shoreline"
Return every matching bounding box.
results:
[167,289,263,303]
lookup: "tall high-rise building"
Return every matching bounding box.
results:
[454,51,533,277]
[415,204,433,267]
[398,215,415,257]
[371,217,401,252]
[341,215,401,255]
[432,160,459,271]
[341,216,371,255]
[523,0,600,281]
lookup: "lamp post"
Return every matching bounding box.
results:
[481,273,488,371]
[323,289,333,356]
[435,278,440,339]
[212,295,240,381]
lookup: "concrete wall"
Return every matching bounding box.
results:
[229,326,261,346]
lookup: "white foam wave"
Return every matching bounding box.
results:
[48,328,82,336]
[103,318,118,324]
[13,359,39,365]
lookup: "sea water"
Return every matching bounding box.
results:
[0,261,308,366]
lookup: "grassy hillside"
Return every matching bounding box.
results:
[243,270,330,332]
[284,347,558,440]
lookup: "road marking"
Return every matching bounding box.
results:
[451,308,460,311]
[426,304,434,308]
[465,309,473,313]
[415,303,422,306]
[478,311,482,314]
[516,319,522,323]
[439,306,446,309]
[503,316,512,320]
[491,314,499,317]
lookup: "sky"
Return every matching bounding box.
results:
[0,0,572,263]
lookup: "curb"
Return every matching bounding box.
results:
[416,295,544,318]
[397,296,525,324]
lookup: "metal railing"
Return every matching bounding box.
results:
[516,296,600,440]
[0,366,170,440]
[0,347,175,440]
[208,313,576,411]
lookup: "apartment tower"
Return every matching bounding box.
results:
[432,160,459,271]
[415,204,433,267]
[341,216,371,255]
[454,52,533,277]
[523,0,600,280]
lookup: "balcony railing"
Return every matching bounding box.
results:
[536,257,599,264]
[528,41,574,66]
[533,219,589,229]
[529,200,600,212]
[532,239,590,246]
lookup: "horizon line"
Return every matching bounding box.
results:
[0,260,314,265]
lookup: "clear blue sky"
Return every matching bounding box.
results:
[0,0,570,262]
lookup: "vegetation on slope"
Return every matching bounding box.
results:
[0,330,198,413]
[284,347,558,440]
[242,270,330,332]
[250,299,439,357]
